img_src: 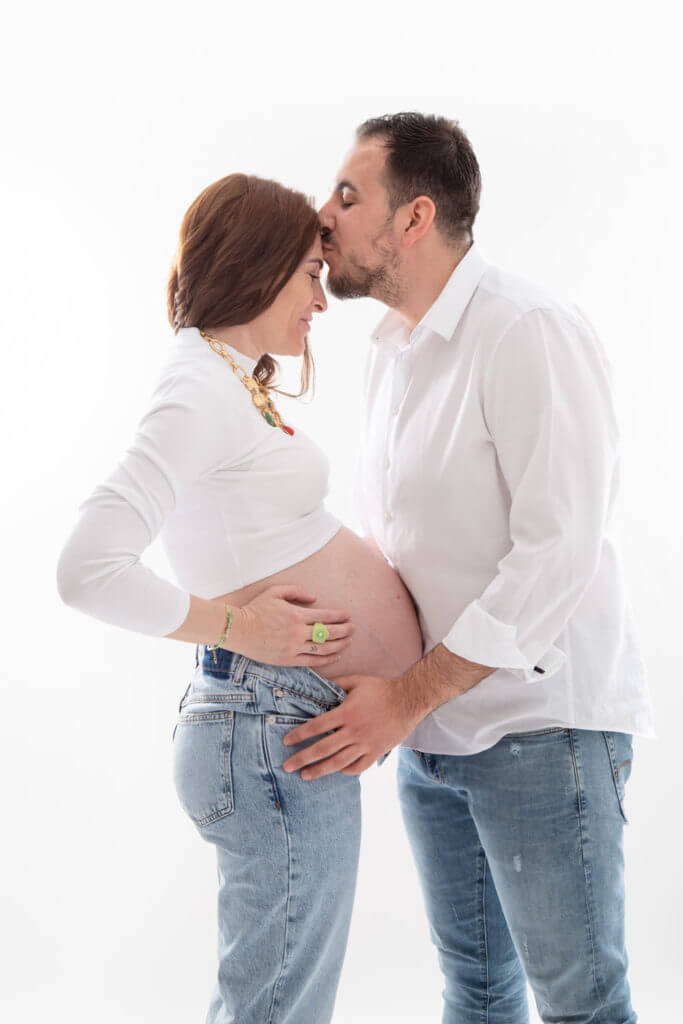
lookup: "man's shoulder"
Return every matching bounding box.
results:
[477,263,586,333]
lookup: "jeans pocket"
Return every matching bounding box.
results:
[302,666,348,703]
[602,730,633,824]
[172,708,235,826]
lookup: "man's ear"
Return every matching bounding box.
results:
[401,196,436,249]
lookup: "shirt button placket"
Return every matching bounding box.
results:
[384,364,401,532]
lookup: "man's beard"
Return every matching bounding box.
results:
[326,231,404,307]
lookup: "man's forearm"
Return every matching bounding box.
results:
[392,643,497,721]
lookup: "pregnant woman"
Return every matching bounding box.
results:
[56,173,423,1024]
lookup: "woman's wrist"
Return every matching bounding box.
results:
[221,605,251,655]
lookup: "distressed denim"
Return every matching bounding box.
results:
[397,727,636,1023]
[172,645,361,1024]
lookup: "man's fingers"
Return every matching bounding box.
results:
[301,746,364,780]
[341,753,374,776]
[285,730,351,769]
[282,708,344,747]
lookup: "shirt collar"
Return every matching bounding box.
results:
[371,242,488,348]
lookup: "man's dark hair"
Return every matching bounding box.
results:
[356,112,481,246]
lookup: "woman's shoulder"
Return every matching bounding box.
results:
[151,326,250,412]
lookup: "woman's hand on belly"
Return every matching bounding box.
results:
[225,583,355,668]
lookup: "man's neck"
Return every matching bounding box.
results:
[392,241,472,332]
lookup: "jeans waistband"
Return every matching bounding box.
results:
[193,644,347,710]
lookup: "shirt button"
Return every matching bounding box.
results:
[392,406,400,416]
[385,456,391,469]
[384,511,393,523]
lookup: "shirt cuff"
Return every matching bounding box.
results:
[442,601,566,684]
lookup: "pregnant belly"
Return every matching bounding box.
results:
[212,525,424,680]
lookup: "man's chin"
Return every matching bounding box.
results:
[326,271,371,301]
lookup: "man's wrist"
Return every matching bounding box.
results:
[393,642,497,719]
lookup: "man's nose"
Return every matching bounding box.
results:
[318,200,334,233]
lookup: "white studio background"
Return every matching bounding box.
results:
[2,2,681,1021]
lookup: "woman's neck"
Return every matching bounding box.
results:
[202,324,264,363]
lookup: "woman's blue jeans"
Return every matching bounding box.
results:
[397,727,636,1023]
[172,645,361,1024]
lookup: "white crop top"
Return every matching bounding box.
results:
[56,327,342,636]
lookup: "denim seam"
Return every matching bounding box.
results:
[181,694,254,706]
[177,710,234,723]
[260,715,293,1024]
[568,729,606,1006]
[481,849,490,1022]
[503,727,569,738]
[602,731,630,824]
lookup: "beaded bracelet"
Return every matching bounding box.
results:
[207,605,233,665]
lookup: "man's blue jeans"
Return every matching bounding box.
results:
[397,727,636,1023]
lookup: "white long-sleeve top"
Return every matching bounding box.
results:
[56,327,342,635]
[358,243,655,755]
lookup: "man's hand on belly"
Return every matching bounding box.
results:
[281,644,497,779]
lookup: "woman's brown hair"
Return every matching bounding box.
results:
[167,174,320,398]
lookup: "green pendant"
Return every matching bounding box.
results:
[264,412,275,426]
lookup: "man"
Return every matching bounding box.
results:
[282,112,654,1022]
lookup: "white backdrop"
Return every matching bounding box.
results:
[2,1,681,1021]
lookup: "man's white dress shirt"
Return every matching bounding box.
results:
[358,243,655,755]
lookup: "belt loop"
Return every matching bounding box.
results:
[232,654,250,686]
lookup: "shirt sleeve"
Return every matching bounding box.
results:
[56,371,236,637]
[441,307,619,682]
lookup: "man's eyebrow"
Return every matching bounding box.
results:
[307,258,324,269]
[334,179,359,193]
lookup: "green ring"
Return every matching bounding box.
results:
[311,622,329,644]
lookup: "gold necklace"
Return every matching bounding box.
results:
[199,329,294,436]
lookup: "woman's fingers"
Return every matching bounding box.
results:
[295,653,344,668]
[294,640,351,666]
[302,622,354,643]
[300,637,351,657]
[302,607,351,625]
